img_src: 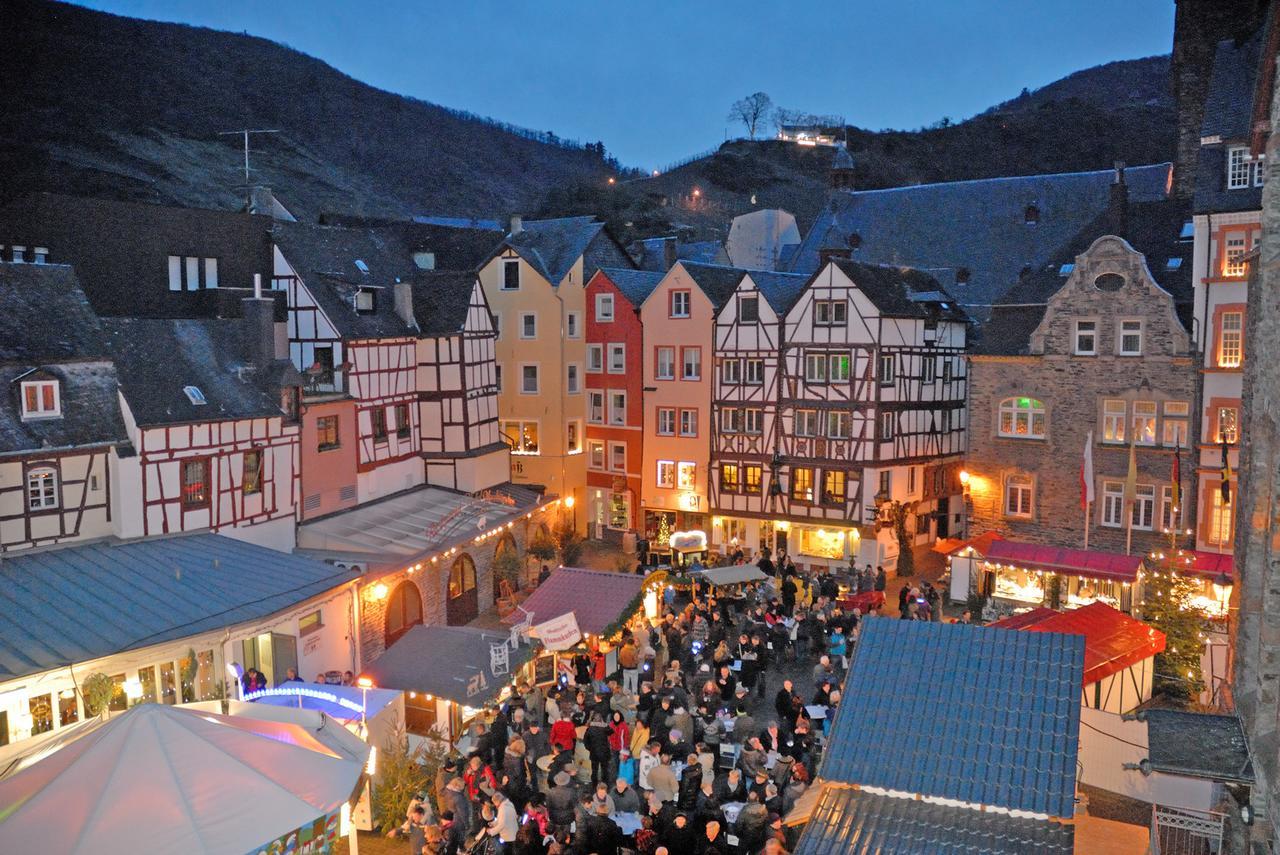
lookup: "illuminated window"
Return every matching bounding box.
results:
[20,380,60,419]
[1102,400,1126,443]
[997,397,1045,439]
[1207,489,1233,546]
[1133,401,1157,445]
[588,440,605,470]
[677,462,697,490]
[567,420,582,454]
[791,467,814,502]
[1219,312,1243,367]
[821,470,846,505]
[395,403,411,438]
[372,407,388,441]
[721,463,740,492]
[1223,234,1248,277]
[26,467,58,511]
[656,460,675,488]
[1217,406,1239,444]
[1163,401,1189,447]
[744,464,762,494]
[180,459,210,509]
[1005,474,1033,518]
[317,415,340,451]
[503,420,540,454]
[242,449,262,495]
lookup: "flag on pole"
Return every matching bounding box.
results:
[1080,431,1095,511]
[1124,436,1138,503]
[1171,445,1181,510]
[1221,440,1233,504]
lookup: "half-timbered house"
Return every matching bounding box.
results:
[770,258,968,570]
[0,263,128,553]
[584,268,663,536]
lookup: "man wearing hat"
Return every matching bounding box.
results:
[546,770,578,829]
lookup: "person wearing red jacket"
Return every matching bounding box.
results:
[607,710,631,783]
[550,716,577,753]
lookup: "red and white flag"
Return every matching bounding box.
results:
[1080,431,1095,510]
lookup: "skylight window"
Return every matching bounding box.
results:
[1179,221,1194,242]
[1058,263,1074,277]
[1166,257,1184,271]
[183,386,207,405]
[354,259,369,274]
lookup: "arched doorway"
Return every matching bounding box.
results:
[447,553,479,625]
[494,532,520,591]
[385,580,423,648]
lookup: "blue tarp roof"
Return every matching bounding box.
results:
[0,534,359,680]
[821,619,1083,818]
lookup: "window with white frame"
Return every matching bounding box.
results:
[595,293,615,322]
[681,348,701,380]
[566,363,581,394]
[608,343,626,373]
[1130,484,1156,530]
[878,353,895,385]
[167,255,219,291]
[609,441,626,472]
[745,359,764,385]
[566,311,581,339]
[1074,320,1097,355]
[502,259,520,290]
[587,344,603,373]
[744,408,763,434]
[1216,406,1239,444]
[656,460,675,488]
[1102,399,1126,443]
[655,347,675,380]
[829,353,851,382]
[721,408,740,433]
[1118,320,1143,355]
[588,440,605,470]
[738,296,759,323]
[519,312,537,339]
[908,466,917,494]
[796,409,818,437]
[805,353,827,383]
[998,397,1045,439]
[609,391,627,425]
[1101,481,1124,527]
[922,358,936,383]
[721,359,741,384]
[566,420,582,454]
[880,411,895,440]
[657,407,675,435]
[1004,474,1033,518]
[587,391,604,424]
[814,300,847,326]
[503,420,540,454]
[20,380,60,419]
[1206,489,1233,545]
[827,411,851,438]
[1219,311,1243,367]
[520,364,539,394]
[1163,401,1189,447]
[1227,146,1251,189]
[679,409,697,436]
[1133,401,1157,445]
[677,461,696,490]
[1160,485,1183,533]
[670,290,691,318]
[26,467,58,510]
[791,467,815,502]
[1223,234,1249,277]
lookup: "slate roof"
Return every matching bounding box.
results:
[831,259,968,322]
[990,602,1166,686]
[0,533,360,680]
[795,786,1075,855]
[975,197,1193,356]
[502,217,603,284]
[1195,29,1266,215]
[787,163,1173,314]
[1145,710,1254,784]
[362,624,534,705]
[408,271,483,337]
[595,268,664,309]
[0,263,129,454]
[102,317,294,427]
[823,619,1083,818]
[502,567,646,636]
[677,261,751,311]
[747,269,810,315]
[633,238,729,272]
[0,192,276,319]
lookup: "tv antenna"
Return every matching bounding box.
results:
[219,128,280,206]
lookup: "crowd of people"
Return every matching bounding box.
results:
[390,546,915,855]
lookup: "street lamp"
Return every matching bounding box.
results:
[356,676,372,734]
[564,494,577,531]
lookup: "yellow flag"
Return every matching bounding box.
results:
[1124,437,1137,503]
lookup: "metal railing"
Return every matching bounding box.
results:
[1150,804,1226,855]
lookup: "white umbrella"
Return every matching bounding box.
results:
[0,703,365,854]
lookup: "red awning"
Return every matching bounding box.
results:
[1190,551,1234,582]
[933,531,1004,557]
[983,539,1142,583]
[990,601,1166,685]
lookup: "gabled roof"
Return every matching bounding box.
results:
[990,602,1166,686]
[363,624,535,706]
[0,263,106,362]
[788,164,1173,314]
[594,267,664,309]
[102,317,294,427]
[976,197,1192,356]
[632,238,728,271]
[1195,28,1267,214]
[823,619,1083,818]
[408,270,482,337]
[0,192,275,319]
[676,261,751,311]
[502,217,604,284]
[0,534,360,680]
[796,786,1074,855]
[830,259,968,322]
[746,269,809,315]
[1144,710,1254,784]
[502,567,646,636]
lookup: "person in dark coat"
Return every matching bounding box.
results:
[875,565,887,592]
[660,812,699,853]
[774,680,799,725]
[677,753,703,811]
[489,707,510,766]
[584,714,613,785]
[545,771,577,829]
[578,803,624,855]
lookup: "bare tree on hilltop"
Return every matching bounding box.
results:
[728,92,774,139]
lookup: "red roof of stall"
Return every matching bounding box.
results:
[1190,551,1234,582]
[983,540,1143,582]
[503,567,647,636]
[933,531,1004,557]
[990,602,1166,685]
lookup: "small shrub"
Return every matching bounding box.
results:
[82,673,115,717]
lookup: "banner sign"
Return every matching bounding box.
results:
[533,612,582,651]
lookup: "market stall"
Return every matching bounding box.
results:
[242,683,404,753]
[953,538,1142,613]
[0,703,368,855]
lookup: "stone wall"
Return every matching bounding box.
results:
[967,236,1198,559]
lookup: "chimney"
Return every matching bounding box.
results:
[1108,161,1129,239]
[394,281,418,330]
[509,215,523,235]
[818,247,851,267]
[241,275,277,368]
[663,237,678,271]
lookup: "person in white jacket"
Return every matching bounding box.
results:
[637,740,661,793]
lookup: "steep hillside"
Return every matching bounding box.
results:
[539,56,1176,243]
[0,0,617,220]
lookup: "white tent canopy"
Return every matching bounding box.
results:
[696,564,768,587]
[0,703,366,854]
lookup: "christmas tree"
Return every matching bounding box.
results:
[656,514,672,548]
[1143,529,1208,704]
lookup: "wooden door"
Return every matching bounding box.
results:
[447,554,479,625]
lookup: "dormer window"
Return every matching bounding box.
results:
[1227,146,1251,189]
[20,380,60,419]
[413,251,436,270]
[33,247,48,264]
[12,245,26,263]
[183,385,207,406]
[354,259,369,274]
[355,288,376,313]
[1024,205,1040,225]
